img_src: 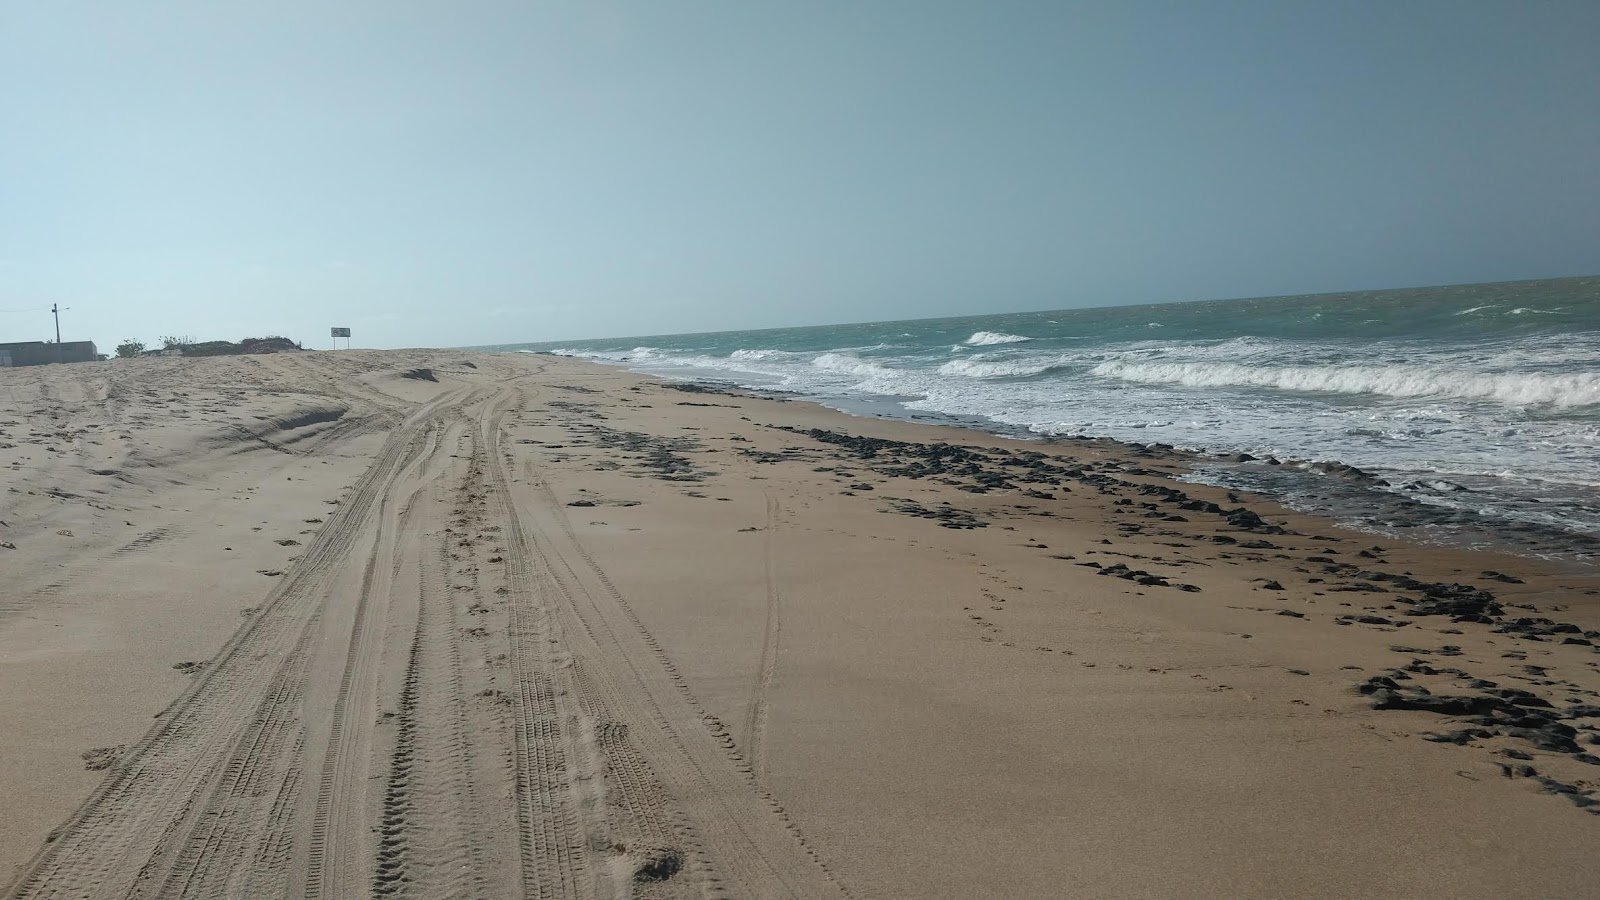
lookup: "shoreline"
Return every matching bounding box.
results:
[3,350,1598,897]
[523,350,1600,568]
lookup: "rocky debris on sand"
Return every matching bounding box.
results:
[1358,676,1506,715]
[1224,508,1284,533]
[1527,774,1600,812]
[1494,617,1596,643]
[1092,563,1200,592]
[1356,664,1600,811]
[664,382,739,396]
[567,423,710,482]
[769,425,1298,536]
[1313,562,1510,622]
[885,500,987,529]
[1423,728,1498,744]
[1308,460,1388,485]
[1328,582,1390,593]
[1337,614,1406,626]
[1480,570,1525,584]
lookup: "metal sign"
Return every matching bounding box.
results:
[331,327,351,337]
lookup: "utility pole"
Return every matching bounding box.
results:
[52,303,63,363]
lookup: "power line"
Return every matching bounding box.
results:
[0,306,50,313]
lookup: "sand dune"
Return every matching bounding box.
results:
[1,351,1597,898]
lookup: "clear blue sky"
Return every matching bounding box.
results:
[3,1,1597,349]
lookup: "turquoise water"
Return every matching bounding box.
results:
[487,276,1600,559]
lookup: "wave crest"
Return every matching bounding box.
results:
[938,357,1064,379]
[811,352,896,378]
[965,331,1032,346]
[1091,360,1600,408]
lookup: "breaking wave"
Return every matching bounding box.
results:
[1091,360,1600,408]
[965,331,1033,346]
[938,356,1065,379]
[811,352,897,378]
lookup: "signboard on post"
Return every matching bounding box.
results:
[331,327,351,349]
[331,327,351,337]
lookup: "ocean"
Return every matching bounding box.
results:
[486,276,1600,563]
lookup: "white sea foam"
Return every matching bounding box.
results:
[1090,360,1600,408]
[965,331,1033,345]
[810,352,896,378]
[735,343,895,360]
[938,356,1064,379]
[548,345,676,363]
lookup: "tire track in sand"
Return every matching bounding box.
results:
[741,493,784,784]
[490,405,849,899]
[3,386,469,900]
[301,473,426,900]
[154,407,450,900]
[475,404,593,900]
[372,419,496,899]
[484,400,694,898]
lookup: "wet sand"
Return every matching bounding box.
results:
[2,350,1597,898]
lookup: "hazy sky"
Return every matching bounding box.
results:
[4,2,1597,349]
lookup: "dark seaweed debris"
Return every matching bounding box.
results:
[664,382,740,396]
[770,426,1298,536]
[1094,563,1200,592]
[1356,663,1600,813]
[887,500,987,529]
[566,423,710,482]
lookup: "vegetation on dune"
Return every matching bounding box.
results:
[175,336,304,356]
[119,335,306,358]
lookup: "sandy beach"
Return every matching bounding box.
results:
[2,349,1598,899]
